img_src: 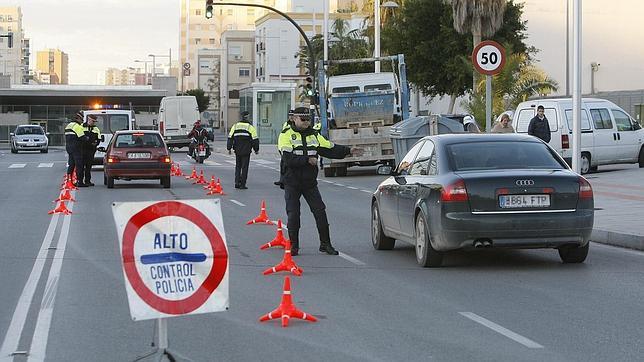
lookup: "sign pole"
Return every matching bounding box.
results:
[485,75,492,132]
[571,0,582,174]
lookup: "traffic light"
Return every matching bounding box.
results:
[7,32,12,49]
[205,0,213,19]
[304,75,314,97]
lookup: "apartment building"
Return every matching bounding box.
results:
[0,7,28,85]
[36,48,68,85]
[220,30,255,129]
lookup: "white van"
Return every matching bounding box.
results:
[158,96,200,149]
[513,98,644,174]
[85,109,135,164]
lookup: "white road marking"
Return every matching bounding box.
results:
[230,199,246,207]
[346,186,358,190]
[203,160,222,166]
[8,163,26,168]
[339,252,366,266]
[459,312,544,349]
[592,241,644,257]
[0,213,60,359]
[253,159,275,165]
[333,183,345,187]
[28,207,75,361]
[361,189,372,194]
[320,180,333,183]
[225,160,237,165]
[38,163,54,168]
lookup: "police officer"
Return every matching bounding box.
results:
[64,111,88,187]
[278,107,362,256]
[81,114,101,186]
[227,111,259,189]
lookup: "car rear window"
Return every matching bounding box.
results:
[114,133,163,148]
[447,141,566,171]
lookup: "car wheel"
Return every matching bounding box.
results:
[639,147,644,168]
[323,167,336,177]
[371,202,395,250]
[336,165,348,177]
[103,174,107,186]
[40,148,48,153]
[558,242,589,263]
[10,143,17,154]
[415,212,443,267]
[197,156,204,164]
[580,153,591,174]
[107,176,114,189]
[161,176,171,188]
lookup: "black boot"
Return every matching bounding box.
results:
[291,241,299,256]
[319,242,339,255]
[317,222,338,255]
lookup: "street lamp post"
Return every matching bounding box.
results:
[134,59,152,85]
[374,1,399,73]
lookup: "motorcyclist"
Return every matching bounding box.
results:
[187,121,210,157]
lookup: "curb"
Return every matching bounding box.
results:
[591,229,644,251]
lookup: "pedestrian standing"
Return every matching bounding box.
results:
[227,111,259,189]
[277,107,363,256]
[81,114,101,186]
[64,111,88,187]
[491,113,515,133]
[528,105,551,142]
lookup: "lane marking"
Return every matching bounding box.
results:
[333,183,345,187]
[361,189,372,194]
[339,252,366,266]
[346,186,358,190]
[0,213,60,358]
[230,199,246,207]
[38,163,54,168]
[9,163,26,168]
[225,160,237,165]
[459,312,544,349]
[203,160,222,166]
[252,159,275,165]
[28,206,74,362]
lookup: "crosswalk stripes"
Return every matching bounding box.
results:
[8,163,26,168]
[252,159,275,165]
[38,163,54,168]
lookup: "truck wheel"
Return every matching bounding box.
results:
[323,167,336,177]
[336,165,347,177]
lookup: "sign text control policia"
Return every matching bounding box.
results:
[113,200,229,321]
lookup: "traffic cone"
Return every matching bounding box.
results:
[193,170,207,185]
[62,177,78,191]
[204,176,217,190]
[173,163,185,177]
[259,276,317,327]
[263,243,302,276]
[260,220,289,250]
[48,200,72,215]
[55,188,75,202]
[185,166,198,180]
[246,200,273,225]
[214,178,225,195]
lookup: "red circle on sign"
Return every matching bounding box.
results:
[471,40,506,76]
[121,201,228,315]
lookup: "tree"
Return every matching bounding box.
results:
[180,88,210,113]
[451,0,507,93]
[381,0,530,112]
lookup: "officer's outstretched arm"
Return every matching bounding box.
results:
[316,135,350,159]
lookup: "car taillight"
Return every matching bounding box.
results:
[578,176,593,199]
[162,156,171,163]
[561,134,569,149]
[441,179,468,202]
[107,156,119,163]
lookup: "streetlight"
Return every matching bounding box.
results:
[374,0,399,73]
[134,59,152,85]
[590,62,600,94]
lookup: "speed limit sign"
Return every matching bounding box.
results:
[472,40,506,75]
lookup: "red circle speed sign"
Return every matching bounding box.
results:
[121,201,228,315]
[472,40,506,75]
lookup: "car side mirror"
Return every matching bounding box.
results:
[46,132,50,136]
[97,146,106,152]
[377,165,393,175]
[100,135,105,142]
[9,132,14,137]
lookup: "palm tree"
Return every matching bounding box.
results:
[450,0,507,93]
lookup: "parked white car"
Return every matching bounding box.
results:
[10,125,49,153]
[513,98,644,173]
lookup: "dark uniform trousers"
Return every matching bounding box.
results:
[284,184,331,247]
[82,149,96,183]
[66,144,83,181]
[235,154,251,187]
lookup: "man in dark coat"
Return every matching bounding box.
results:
[528,105,551,143]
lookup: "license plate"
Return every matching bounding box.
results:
[27,143,36,146]
[198,150,206,156]
[499,194,550,208]
[128,152,151,159]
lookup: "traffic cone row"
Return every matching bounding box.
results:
[171,162,184,176]
[192,170,207,185]
[184,166,198,180]
[50,171,77,215]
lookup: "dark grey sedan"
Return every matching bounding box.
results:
[371,134,594,267]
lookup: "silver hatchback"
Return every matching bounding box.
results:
[10,125,49,153]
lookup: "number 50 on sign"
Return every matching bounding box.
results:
[472,40,506,76]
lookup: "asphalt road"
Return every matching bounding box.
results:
[1,148,643,361]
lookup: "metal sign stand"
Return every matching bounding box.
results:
[134,318,193,362]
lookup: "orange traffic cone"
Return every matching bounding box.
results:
[172,163,184,176]
[246,200,273,225]
[55,188,75,202]
[259,276,317,327]
[204,176,217,190]
[48,200,72,215]
[214,178,225,195]
[193,170,207,185]
[185,166,198,180]
[62,177,78,191]
[263,243,302,276]
[260,220,289,250]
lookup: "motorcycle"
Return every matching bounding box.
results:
[190,139,210,164]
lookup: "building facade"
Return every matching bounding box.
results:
[0,7,28,85]
[36,49,69,85]
[196,48,224,128]
[104,67,148,86]
[221,30,255,130]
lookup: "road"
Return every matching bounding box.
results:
[1,148,643,361]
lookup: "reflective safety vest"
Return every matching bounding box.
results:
[278,128,334,158]
[83,124,102,150]
[65,122,85,147]
[227,121,259,155]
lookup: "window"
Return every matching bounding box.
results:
[397,141,424,174]
[590,108,613,129]
[228,45,241,59]
[332,86,360,94]
[364,84,392,92]
[209,38,216,45]
[229,89,240,99]
[239,68,250,77]
[409,141,435,176]
[109,115,130,133]
[196,9,201,16]
[195,38,201,45]
[612,109,633,131]
[247,9,255,16]
[227,9,234,16]
[564,109,592,131]
[114,133,163,148]
[447,141,565,171]
[515,109,535,133]
[428,154,438,175]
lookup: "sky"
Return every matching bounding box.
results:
[18,0,180,84]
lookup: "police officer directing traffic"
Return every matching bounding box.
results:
[227,111,259,189]
[64,111,89,187]
[81,114,101,186]
[278,107,362,256]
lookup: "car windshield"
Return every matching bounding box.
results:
[447,141,566,171]
[16,126,44,135]
[114,133,163,148]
